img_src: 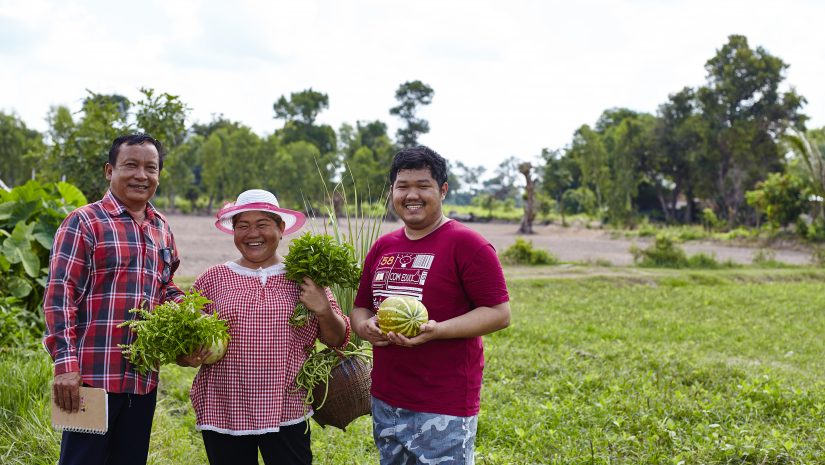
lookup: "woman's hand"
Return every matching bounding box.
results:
[176,346,210,367]
[298,277,332,316]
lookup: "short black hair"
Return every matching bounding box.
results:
[389,145,448,186]
[108,133,166,171]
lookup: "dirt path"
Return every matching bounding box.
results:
[167,214,815,278]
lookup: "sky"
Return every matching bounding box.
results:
[1,0,824,175]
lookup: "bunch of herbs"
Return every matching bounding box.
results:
[118,290,229,374]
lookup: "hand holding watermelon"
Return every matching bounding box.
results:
[377,296,435,346]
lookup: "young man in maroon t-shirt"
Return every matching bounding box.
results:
[352,146,511,465]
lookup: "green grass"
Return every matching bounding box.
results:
[3,269,825,463]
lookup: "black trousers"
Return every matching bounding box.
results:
[201,422,312,465]
[58,389,157,465]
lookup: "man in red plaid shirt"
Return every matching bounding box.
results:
[43,133,185,465]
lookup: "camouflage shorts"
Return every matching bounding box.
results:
[371,396,477,465]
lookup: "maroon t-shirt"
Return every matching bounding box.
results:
[354,220,509,416]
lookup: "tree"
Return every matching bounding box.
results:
[41,92,131,200]
[0,112,44,187]
[539,148,578,225]
[447,161,487,205]
[654,87,705,223]
[271,141,328,208]
[484,156,521,201]
[601,111,657,226]
[745,172,808,228]
[273,88,336,155]
[784,128,825,221]
[273,88,329,125]
[517,162,537,234]
[200,124,262,212]
[135,88,188,149]
[273,89,338,187]
[569,125,609,211]
[389,80,434,147]
[695,35,806,226]
[338,120,396,203]
[135,88,190,210]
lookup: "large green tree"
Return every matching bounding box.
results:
[389,80,434,147]
[0,112,44,188]
[200,124,262,212]
[273,88,337,155]
[339,120,396,203]
[654,87,706,222]
[569,124,609,212]
[135,88,190,210]
[695,35,806,225]
[41,93,131,200]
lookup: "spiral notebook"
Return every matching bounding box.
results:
[51,387,108,435]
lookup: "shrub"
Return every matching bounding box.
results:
[812,246,825,268]
[501,238,558,265]
[0,180,86,347]
[686,253,721,269]
[630,235,688,268]
[675,226,709,241]
[752,249,791,268]
[805,218,825,242]
[701,208,722,231]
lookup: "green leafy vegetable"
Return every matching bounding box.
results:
[283,232,361,327]
[118,290,230,374]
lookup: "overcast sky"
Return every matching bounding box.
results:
[1,0,824,174]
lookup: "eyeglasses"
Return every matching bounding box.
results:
[160,247,172,285]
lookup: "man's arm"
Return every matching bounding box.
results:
[43,214,89,412]
[385,301,510,347]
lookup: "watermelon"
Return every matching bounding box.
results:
[377,296,429,337]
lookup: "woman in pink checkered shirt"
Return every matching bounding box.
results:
[177,189,350,465]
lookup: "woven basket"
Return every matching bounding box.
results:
[311,355,372,430]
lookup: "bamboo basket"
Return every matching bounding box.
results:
[311,355,372,430]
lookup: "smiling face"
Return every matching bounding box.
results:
[105,142,160,214]
[232,210,285,268]
[391,168,447,232]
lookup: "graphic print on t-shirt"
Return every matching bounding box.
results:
[371,252,434,308]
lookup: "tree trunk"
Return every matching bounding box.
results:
[518,162,536,234]
[333,191,346,219]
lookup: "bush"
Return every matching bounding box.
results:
[701,208,722,231]
[630,235,688,268]
[812,246,825,268]
[751,249,792,268]
[686,253,721,269]
[0,180,86,347]
[805,218,825,242]
[501,239,558,265]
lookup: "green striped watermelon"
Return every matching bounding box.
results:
[377,296,429,337]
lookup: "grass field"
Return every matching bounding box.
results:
[2,268,824,464]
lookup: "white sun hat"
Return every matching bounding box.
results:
[215,189,306,235]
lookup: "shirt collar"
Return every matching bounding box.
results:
[102,190,158,221]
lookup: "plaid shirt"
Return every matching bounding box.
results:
[43,190,184,394]
[190,262,350,434]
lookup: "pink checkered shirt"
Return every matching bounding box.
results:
[190,261,350,434]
